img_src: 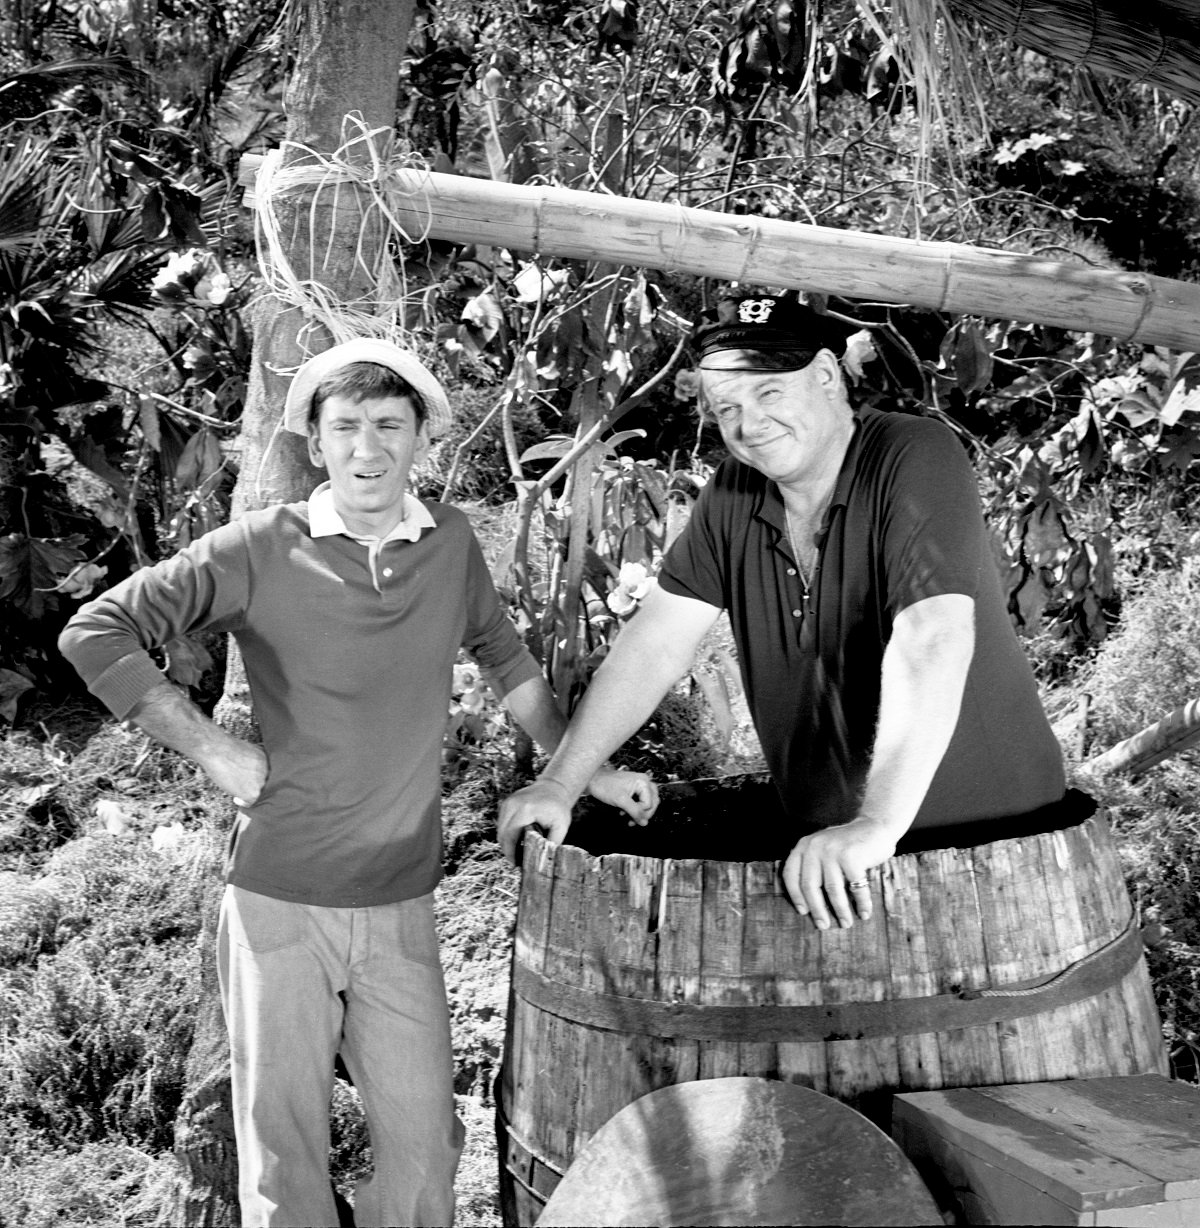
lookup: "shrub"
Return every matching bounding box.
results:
[0,1136,175,1228]
[1082,558,1200,751]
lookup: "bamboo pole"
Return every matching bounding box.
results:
[240,156,1200,352]
[1085,698,1200,776]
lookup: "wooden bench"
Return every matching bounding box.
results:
[893,1074,1200,1225]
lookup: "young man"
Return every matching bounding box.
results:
[499,293,1068,928]
[59,338,656,1228]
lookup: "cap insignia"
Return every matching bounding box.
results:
[737,299,775,324]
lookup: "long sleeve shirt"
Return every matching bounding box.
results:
[59,489,540,905]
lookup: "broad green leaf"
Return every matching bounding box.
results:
[0,668,33,723]
[519,437,573,463]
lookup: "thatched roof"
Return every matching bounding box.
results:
[946,0,1200,105]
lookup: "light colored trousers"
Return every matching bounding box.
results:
[217,885,465,1228]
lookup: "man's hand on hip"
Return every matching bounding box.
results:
[198,737,268,808]
[781,816,899,930]
[585,765,659,826]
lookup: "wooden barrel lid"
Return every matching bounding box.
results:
[534,1076,944,1227]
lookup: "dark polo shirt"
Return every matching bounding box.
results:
[659,408,1065,839]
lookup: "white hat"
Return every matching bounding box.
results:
[283,338,453,438]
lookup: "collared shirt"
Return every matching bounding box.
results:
[659,408,1065,838]
[307,482,438,592]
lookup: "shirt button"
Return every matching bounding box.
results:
[382,568,394,578]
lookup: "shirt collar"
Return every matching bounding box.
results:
[307,482,437,544]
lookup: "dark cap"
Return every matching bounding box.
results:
[692,291,853,364]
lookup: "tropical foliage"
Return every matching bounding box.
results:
[4,0,1200,723]
[0,1,283,712]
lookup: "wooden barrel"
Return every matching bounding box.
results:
[495,786,1168,1227]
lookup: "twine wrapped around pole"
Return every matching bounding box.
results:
[248,116,439,502]
[253,115,436,360]
[242,145,1200,352]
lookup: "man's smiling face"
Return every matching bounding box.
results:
[307,393,430,537]
[699,349,852,490]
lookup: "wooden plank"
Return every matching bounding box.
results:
[537,843,588,1169]
[1095,1197,1200,1226]
[603,843,704,1111]
[1085,818,1171,1075]
[980,1077,1200,1202]
[892,1087,1166,1213]
[240,154,1200,352]
[821,873,900,1112]
[1071,819,1143,1076]
[972,837,1055,1086]
[738,859,784,1081]
[770,861,830,1095]
[917,847,1008,1089]
[572,853,624,1148]
[698,859,746,1079]
[503,834,560,1167]
[882,853,943,1093]
[893,1105,1089,1226]
[653,856,703,1094]
[1118,962,1173,1075]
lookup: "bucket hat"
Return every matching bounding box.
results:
[283,338,452,437]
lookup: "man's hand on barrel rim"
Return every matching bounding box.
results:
[497,778,575,864]
[782,816,899,929]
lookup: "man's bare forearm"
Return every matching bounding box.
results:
[495,586,720,861]
[537,586,722,800]
[857,592,975,835]
[128,682,268,804]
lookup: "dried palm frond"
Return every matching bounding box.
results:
[947,0,1200,107]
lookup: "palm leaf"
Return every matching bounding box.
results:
[0,137,50,254]
[0,56,146,125]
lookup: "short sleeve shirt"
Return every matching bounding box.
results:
[658,408,1065,834]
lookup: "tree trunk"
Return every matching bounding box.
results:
[162,3,418,1224]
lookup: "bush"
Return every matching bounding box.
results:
[1070,558,1200,1078]
[1082,559,1200,751]
[0,1137,175,1228]
[0,831,210,1150]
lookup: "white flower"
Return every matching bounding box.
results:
[198,271,232,305]
[453,663,482,692]
[59,562,107,598]
[606,562,656,615]
[512,262,570,304]
[842,330,878,383]
[674,369,701,401]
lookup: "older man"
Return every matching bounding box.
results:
[499,293,1067,928]
[59,339,656,1228]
